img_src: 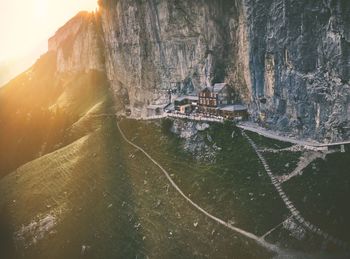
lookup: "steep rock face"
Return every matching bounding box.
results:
[48,11,105,74]
[244,0,350,141]
[99,0,251,116]
[47,0,350,141]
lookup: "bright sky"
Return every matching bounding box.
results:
[0,0,98,62]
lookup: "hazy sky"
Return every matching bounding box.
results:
[0,0,98,62]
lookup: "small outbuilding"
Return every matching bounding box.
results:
[174,95,198,114]
[217,105,248,120]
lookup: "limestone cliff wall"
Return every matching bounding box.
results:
[244,0,350,142]
[99,0,251,116]
[47,0,350,141]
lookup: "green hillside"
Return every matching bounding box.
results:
[0,46,348,259]
[0,52,111,176]
[0,52,271,259]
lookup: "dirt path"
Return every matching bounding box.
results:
[238,122,350,149]
[116,121,282,255]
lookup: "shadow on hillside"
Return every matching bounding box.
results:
[0,206,16,259]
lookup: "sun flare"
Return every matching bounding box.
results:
[0,0,98,62]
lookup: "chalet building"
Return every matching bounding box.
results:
[198,83,234,113]
[214,83,235,106]
[198,83,248,119]
[174,95,199,114]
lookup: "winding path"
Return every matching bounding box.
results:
[241,130,348,250]
[116,121,281,254]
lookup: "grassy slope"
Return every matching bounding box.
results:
[0,50,347,258]
[0,117,145,259]
[0,52,110,176]
[118,119,350,257]
[119,119,288,235]
[0,116,273,259]
[0,53,273,258]
[0,51,130,258]
[283,150,350,244]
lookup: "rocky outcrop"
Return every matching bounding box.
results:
[48,11,105,74]
[47,0,350,141]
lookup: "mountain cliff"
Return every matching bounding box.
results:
[99,0,251,115]
[1,2,350,258]
[4,0,350,142]
[245,0,350,142]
